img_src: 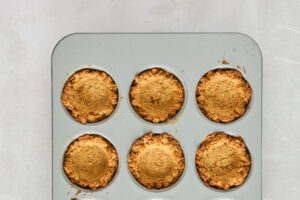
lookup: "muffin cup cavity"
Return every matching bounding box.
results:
[127,132,186,191]
[61,133,119,192]
[195,66,253,124]
[61,65,119,125]
[128,65,187,125]
[195,132,252,191]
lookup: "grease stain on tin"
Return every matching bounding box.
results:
[222,60,230,65]
[170,117,179,125]
[75,190,81,196]
[243,66,247,74]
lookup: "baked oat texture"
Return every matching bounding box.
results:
[130,68,184,123]
[128,132,185,189]
[63,134,119,190]
[61,68,118,124]
[195,132,251,190]
[196,69,252,123]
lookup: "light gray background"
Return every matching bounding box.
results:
[0,0,299,200]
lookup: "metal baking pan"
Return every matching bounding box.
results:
[52,33,262,200]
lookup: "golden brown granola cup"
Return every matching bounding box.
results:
[196,68,252,123]
[128,132,185,189]
[61,68,118,124]
[195,132,251,190]
[129,68,184,124]
[63,134,119,190]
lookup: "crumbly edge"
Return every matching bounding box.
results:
[61,68,118,124]
[63,134,119,190]
[196,69,252,123]
[128,132,185,189]
[195,132,251,190]
[129,68,184,124]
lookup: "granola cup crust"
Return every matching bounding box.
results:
[128,132,185,189]
[63,134,119,190]
[130,68,184,124]
[61,68,118,124]
[196,69,252,123]
[195,132,251,190]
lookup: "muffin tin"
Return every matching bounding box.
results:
[52,33,262,200]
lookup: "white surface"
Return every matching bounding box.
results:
[0,0,299,199]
